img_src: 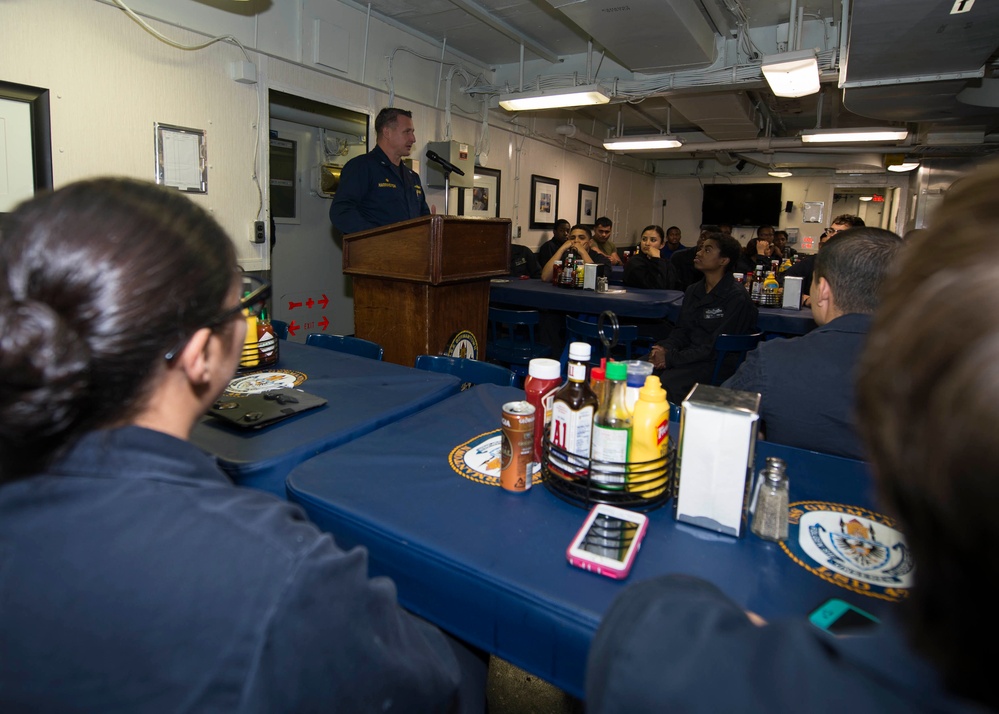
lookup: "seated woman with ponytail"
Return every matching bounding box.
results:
[0,178,471,712]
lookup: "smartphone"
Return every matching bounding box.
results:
[808,597,880,636]
[566,503,649,580]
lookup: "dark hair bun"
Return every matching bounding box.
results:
[0,299,90,442]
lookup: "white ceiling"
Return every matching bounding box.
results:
[341,0,999,173]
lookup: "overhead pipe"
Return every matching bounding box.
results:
[787,0,797,51]
[518,44,525,92]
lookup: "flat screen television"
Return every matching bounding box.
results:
[701,183,783,227]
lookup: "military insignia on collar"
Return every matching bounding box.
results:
[781,501,913,601]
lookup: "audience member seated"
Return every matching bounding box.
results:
[591,216,622,265]
[661,225,687,259]
[586,159,999,714]
[623,225,679,290]
[669,230,707,290]
[648,233,757,403]
[723,226,902,459]
[540,224,610,282]
[772,229,796,259]
[786,214,865,304]
[0,178,478,712]
[510,242,541,278]
[736,229,774,274]
[536,218,570,267]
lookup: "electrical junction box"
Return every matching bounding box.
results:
[425,140,474,189]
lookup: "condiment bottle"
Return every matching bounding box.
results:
[549,343,598,477]
[241,304,259,369]
[624,360,654,413]
[750,267,764,304]
[762,270,780,305]
[751,457,789,541]
[589,359,607,409]
[257,307,278,365]
[590,361,631,491]
[628,375,670,499]
[524,358,563,470]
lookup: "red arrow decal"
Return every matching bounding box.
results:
[288,301,303,310]
[318,316,329,331]
[288,321,300,336]
[318,294,329,309]
[306,297,315,308]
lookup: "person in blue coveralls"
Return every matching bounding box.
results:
[330,107,430,234]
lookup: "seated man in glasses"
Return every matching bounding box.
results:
[784,214,866,305]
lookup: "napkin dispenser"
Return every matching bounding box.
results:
[782,275,803,310]
[673,384,761,537]
[583,263,598,290]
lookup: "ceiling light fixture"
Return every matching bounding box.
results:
[888,162,920,172]
[859,196,874,202]
[761,49,820,98]
[801,127,909,143]
[768,170,793,178]
[603,135,684,151]
[498,85,611,111]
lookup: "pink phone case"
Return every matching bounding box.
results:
[566,509,648,579]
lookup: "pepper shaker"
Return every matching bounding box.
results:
[750,457,789,541]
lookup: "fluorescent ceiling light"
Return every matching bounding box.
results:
[603,135,683,151]
[768,170,793,178]
[888,162,920,172]
[761,49,820,98]
[801,127,909,143]
[859,196,874,202]
[499,85,610,111]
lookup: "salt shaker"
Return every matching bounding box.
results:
[750,457,789,541]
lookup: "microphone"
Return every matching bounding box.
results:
[425,149,465,176]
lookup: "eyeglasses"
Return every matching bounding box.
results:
[825,226,847,236]
[164,274,272,362]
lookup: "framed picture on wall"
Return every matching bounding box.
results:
[577,184,598,227]
[0,80,53,213]
[458,166,501,218]
[530,174,559,228]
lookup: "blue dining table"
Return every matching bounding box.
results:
[491,278,816,336]
[190,341,460,497]
[286,383,900,700]
[490,277,683,320]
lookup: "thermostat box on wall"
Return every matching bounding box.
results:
[674,384,761,538]
[425,140,474,189]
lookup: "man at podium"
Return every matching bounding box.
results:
[330,107,431,234]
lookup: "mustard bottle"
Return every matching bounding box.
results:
[241,309,259,369]
[627,375,670,498]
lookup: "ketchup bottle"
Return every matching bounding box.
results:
[524,358,563,471]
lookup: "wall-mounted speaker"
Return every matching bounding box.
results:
[785,200,794,213]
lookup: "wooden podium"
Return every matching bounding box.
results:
[343,215,511,367]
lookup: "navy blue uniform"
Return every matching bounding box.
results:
[723,313,871,459]
[329,145,430,234]
[655,273,758,402]
[0,426,463,712]
[588,575,966,714]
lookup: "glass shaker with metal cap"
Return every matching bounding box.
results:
[750,457,789,541]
